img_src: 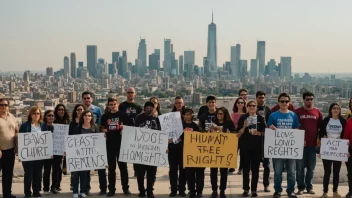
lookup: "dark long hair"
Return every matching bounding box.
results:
[72,104,86,120]
[214,107,232,124]
[150,96,161,113]
[232,97,247,113]
[79,110,95,126]
[349,98,352,110]
[54,104,70,123]
[328,102,341,118]
[43,110,54,124]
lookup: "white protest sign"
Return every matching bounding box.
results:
[320,138,349,162]
[119,126,169,167]
[53,124,69,156]
[158,112,183,140]
[65,133,108,172]
[18,131,53,161]
[264,128,305,159]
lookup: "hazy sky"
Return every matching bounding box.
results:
[1,0,352,73]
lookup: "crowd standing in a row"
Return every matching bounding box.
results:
[2,89,352,198]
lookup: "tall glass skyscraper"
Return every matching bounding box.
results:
[87,45,97,77]
[256,41,266,76]
[207,12,217,71]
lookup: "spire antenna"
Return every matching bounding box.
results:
[212,10,214,23]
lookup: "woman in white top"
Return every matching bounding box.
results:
[319,103,347,198]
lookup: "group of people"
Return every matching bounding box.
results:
[1,88,352,198]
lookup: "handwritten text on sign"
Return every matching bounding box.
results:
[18,131,53,161]
[53,124,69,156]
[119,126,168,167]
[320,138,349,162]
[264,128,305,159]
[65,133,108,172]
[158,112,183,140]
[183,132,238,168]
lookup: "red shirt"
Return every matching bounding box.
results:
[294,107,323,147]
[344,118,352,145]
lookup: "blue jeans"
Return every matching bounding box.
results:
[296,147,316,191]
[273,158,296,194]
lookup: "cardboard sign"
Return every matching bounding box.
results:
[52,124,69,156]
[119,126,169,167]
[65,133,108,172]
[264,128,305,159]
[18,131,53,161]
[183,132,238,168]
[158,112,184,140]
[320,138,349,162]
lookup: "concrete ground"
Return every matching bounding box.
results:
[0,157,350,198]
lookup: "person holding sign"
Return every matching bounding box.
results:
[319,103,346,198]
[237,101,266,197]
[42,110,55,195]
[168,96,186,197]
[267,93,300,198]
[69,110,99,198]
[134,101,162,198]
[18,107,47,198]
[0,98,18,198]
[198,95,217,132]
[182,108,203,198]
[209,107,236,198]
[101,97,131,197]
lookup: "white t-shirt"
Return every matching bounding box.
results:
[326,118,342,139]
[31,124,42,132]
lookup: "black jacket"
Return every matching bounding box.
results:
[237,113,266,151]
[319,116,346,139]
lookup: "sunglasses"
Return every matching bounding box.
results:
[47,114,54,117]
[57,108,65,111]
[237,102,244,104]
[248,105,256,108]
[280,100,290,104]
[0,104,9,107]
[32,112,40,115]
[305,98,314,101]
[127,92,134,94]
[76,108,84,111]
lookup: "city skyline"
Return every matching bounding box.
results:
[1,0,352,72]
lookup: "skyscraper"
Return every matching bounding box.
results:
[164,39,172,75]
[64,56,70,77]
[250,59,258,77]
[138,39,147,69]
[87,45,97,77]
[203,57,210,76]
[207,12,217,71]
[179,55,184,75]
[118,51,128,77]
[184,51,195,66]
[256,41,266,76]
[112,52,120,65]
[70,52,76,78]
[149,49,160,72]
[280,57,292,80]
[230,44,241,77]
[46,67,54,76]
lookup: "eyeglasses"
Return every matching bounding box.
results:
[47,114,54,117]
[83,97,91,100]
[76,108,84,111]
[32,112,40,115]
[248,105,257,108]
[127,92,134,94]
[305,98,314,101]
[280,100,290,103]
[0,104,9,107]
[237,102,244,104]
[57,108,65,111]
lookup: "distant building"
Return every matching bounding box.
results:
[63,56,70,78]
[70,52,76,78]
[46,67,54,76]
[250,59,258,77]
[231,44,241,78]
[164,39,172,75]
[149,49,160,72]
[138,39,147,70]
[87,45,97,77]
[179,55,184,75]
[118,51,128,77]
[207,12,217,71]
[112,52,120,65]
[256,41,266,76]
[280,57,292,80]
[68,91,77,103]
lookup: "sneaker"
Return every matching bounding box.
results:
[169,192,177,197]
[307,189,315,195]
[99,191,107,196]
[51,189,58,194]
[333,192,341,198]
[273,192,281,198]
[211,191,218,198]
[288,192,297,198]
[238,169,243,175]
[138,192,146,197]
[56,187,62,192]
[220,191,226,198]
[264,186,271,192]
[80,193,87,198]
[179,192,187,197]
[320,193,328,198]
[242,191,249,197]
[73,194,79,198]
[251,192,258,197]
[44,191,50,195]
[296,190,304,195]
